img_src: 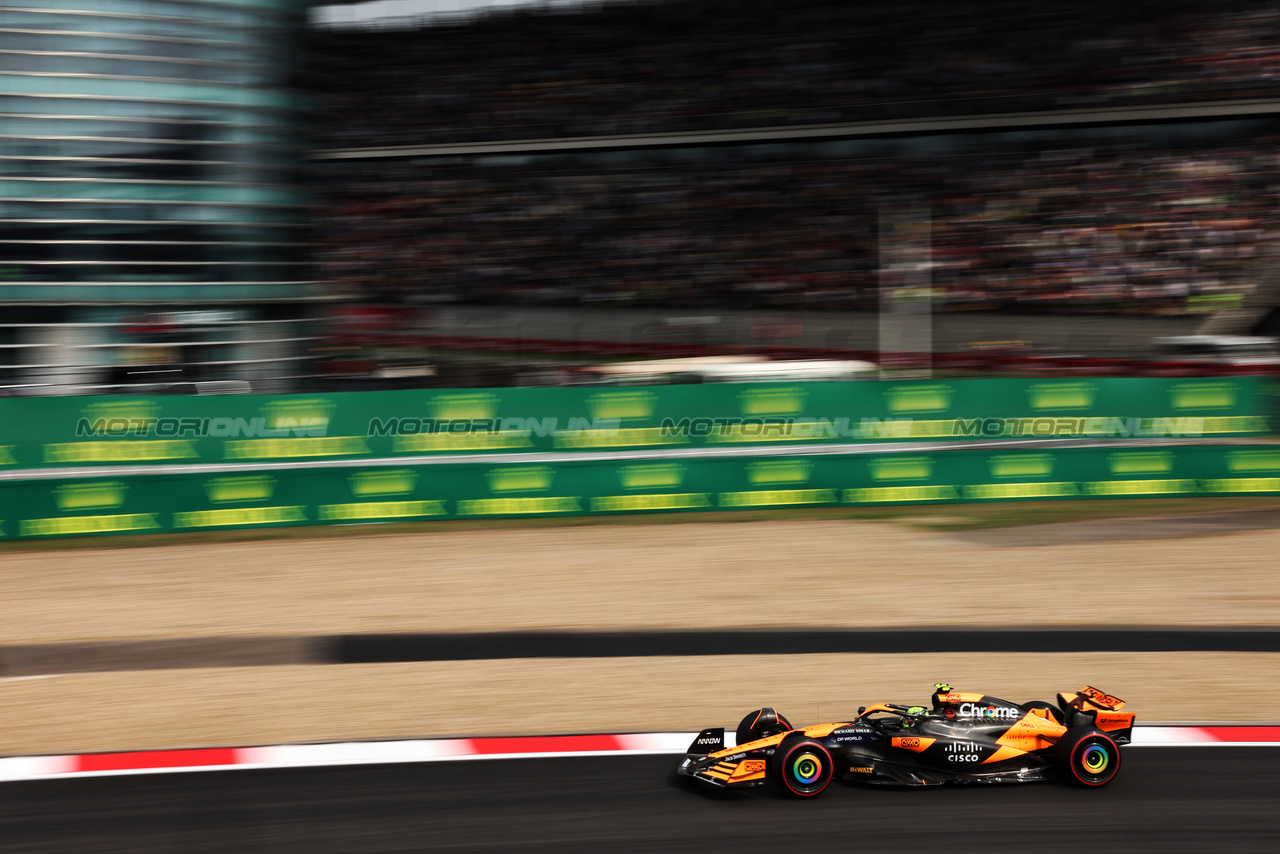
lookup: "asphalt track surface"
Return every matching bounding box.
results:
[0,748,1274,853]
[4,628,1280,675]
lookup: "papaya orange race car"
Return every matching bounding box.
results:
[675,685,1134,796]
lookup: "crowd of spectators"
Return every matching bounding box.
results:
[317,130,1279,315]
[314,0,1280,147]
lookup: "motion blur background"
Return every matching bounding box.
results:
[6,5,1280,849]
[5,0,1280,393]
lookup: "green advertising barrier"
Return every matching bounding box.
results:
[3,445,1279,539]
[0,377,1272,470]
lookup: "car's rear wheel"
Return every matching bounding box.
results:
[771,737,834,798]
[1056,726,1121,787]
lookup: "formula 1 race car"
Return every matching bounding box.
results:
[675,685,1134,797]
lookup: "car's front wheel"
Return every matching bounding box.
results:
[771,737,834,798]
[1056,726,1121,787]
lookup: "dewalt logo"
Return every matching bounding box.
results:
[737,386,808,417]
[1026,381,1096,411]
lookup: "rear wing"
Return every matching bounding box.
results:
[1058,686,1135,744]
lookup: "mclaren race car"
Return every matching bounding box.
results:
[675,685,1134,797]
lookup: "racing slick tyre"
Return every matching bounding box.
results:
[1056,726,1121,788]
[735,708,793,747]
[770,737,834,798]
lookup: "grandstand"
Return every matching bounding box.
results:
[308,0,1280,375]
[7,0,1280,394]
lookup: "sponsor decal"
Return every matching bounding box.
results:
[845,485,961,503]
[371,417,557,437]
[958,703,1020,720]
[1027,381,1096,410]
[349,470,417,497]
[222,437,368,460]
[45,440,198,464]
[204,476,274,504]
[739,760,766,774]
[486,466,553,493]
[1108,451,1175,475]
[945,742,983,763]
[1227,450,1280,472]
[746,459,813,485]
[964,482,1078,500]
[1080,687,1124,708]
[456,497,582,516]
[318,501,446,521]
[718,489,836,508]
[394,432,534,453]
[952,417,1207,438]
[20,513,160,537]
[694,736,721,746]
[891,736,934,752]
[173,506,306,528]
[428,393,500,421]
[590,494,712,513]
[618,463,685,490]
[555,426,679,449]
[658,416,912,440]
[73,403,332,439]
[54,481,128,512]
[885,384,953,414]
[988,453,1054,479]
[586,391,656,421]
[737,387,809,417]
[869,456,934,481]
[1169,381,1238,410]
[849,766,874,774]
[1083,479,1194,496]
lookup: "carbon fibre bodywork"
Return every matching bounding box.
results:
[675,686,1134,793]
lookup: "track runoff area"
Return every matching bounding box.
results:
[2,724,1278,782]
